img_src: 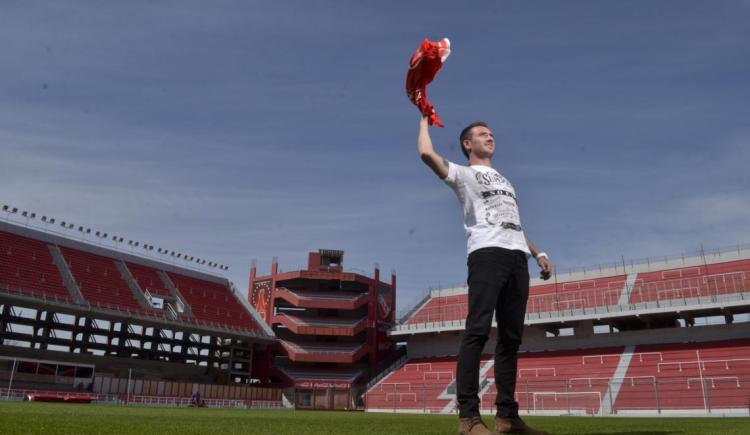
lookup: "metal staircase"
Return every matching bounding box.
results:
[114,260,153,311]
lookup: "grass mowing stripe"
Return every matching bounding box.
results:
[1,403,749,434]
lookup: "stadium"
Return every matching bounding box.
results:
[2,207,750,433]
[3,2,750,435]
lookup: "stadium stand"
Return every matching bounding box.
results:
[402,265,749,326]
[376,245,750,416]
[403,275,631,325]
[527,275,627,313]
[125,261,171,297]
[0,230,71,301]
[59,246,146,313]
[629,260,749,305]
[509,347,625,415]
[365,341,750,415]
[1,218,276,402]
[395,248,750,333]
[615,339,750,415]
[168,272,260,332]
[364,356,459,413]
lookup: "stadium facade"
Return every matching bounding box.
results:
[249,249,398,410]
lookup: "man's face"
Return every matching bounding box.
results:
[464,125,495,159]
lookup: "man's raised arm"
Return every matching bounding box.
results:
[418,115,449,179]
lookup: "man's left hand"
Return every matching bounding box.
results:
[537,256,553,280]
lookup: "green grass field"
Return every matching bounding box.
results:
[0,402,749,435]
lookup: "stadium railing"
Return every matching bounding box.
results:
[396,243,750,328]
[364,375,750,417]
[392,288,749,333]
[0,387,287,409]
[0,282,265,337]
[121,395,286,409]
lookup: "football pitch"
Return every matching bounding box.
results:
[1,402,749,435]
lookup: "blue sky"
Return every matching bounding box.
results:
[1,1,748,312]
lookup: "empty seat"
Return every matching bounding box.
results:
[0,231,70,301]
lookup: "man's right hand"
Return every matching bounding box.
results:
[418,115,449,179]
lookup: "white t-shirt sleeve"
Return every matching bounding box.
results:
[443,160,461,187]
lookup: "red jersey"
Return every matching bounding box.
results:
[406,38,451,127]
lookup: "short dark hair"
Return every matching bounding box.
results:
[459,121,488,159]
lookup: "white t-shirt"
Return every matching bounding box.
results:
[443,161,531,256]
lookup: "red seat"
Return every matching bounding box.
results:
[60,247,144,312]
[0,230,70,301]
[168,272,262,332]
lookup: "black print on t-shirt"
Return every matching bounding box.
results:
[480,190,520,228]
[480,189,516,202]
[475,171,507,186]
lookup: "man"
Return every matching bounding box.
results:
[417,116,552,435]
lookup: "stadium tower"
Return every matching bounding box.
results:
[1,216,283,406]
[365,245,750,416]
[249,249,398,410]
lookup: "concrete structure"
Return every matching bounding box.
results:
[249,249,397,410]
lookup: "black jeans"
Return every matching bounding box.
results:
[456,247,529,418]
